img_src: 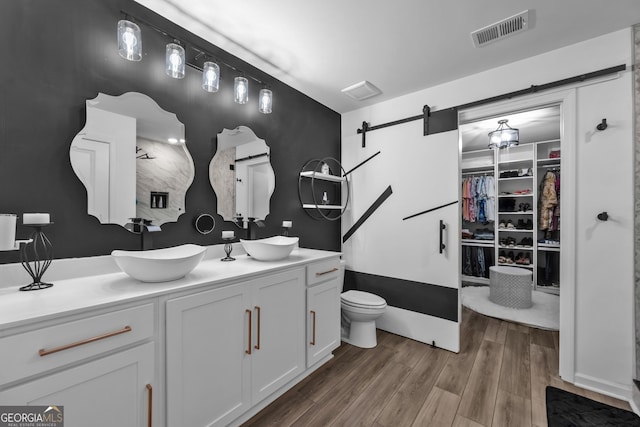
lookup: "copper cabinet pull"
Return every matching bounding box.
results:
[254,306,261,350]
[146,384,153,427]
[38,326,132,357]
[315,267,339,276]
[245,309,252,355]
[310,310,316,345]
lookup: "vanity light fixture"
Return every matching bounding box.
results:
[165,43,185,79]
[117,20,142,61]
[488,119,519,149]
[234,77,249,104]
[202,61,220,92]
[259,89,273,114]
[116,15,274,112]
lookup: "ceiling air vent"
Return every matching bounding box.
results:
[341,80,382,101]
[471,10,530,48]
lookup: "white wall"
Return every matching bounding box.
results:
[342,28,635,400]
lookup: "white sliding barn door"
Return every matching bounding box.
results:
[342,119,461,352]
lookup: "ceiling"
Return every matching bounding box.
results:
[134,0,640,114]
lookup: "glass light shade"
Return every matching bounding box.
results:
[117,20,142,61]
[234,77,249,104]
[165,43,185,79]
[488,119,519,149]
[259,89,273,114]
[202,61,220,92]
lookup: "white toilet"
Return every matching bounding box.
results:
[339,261,387,348]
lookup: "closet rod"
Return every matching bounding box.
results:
[462,170,494,176]
[356,64,626,146]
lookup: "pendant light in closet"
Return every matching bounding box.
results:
[488,119,519,149]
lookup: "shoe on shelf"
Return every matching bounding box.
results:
[498,220,506,229]
[515,252,525,264]
[506,219,515,229]
[498,251,507,263]
[525,219,533,230]
[516,219,525,229]
[522,255,531,265]
[506,251,515,264]
[507,237,516,247]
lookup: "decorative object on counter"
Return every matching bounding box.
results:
[281,220,292,237]
[22,213,50,224]
[19,218,54,291]
[195,213,216,234]
[488,119,519,149]
[221,232,236,262]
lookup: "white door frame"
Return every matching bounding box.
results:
[458,88,577,382]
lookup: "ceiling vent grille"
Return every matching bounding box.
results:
[341,80,382,101]
[471,10,529,48]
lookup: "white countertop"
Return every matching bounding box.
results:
[0,247,340,331]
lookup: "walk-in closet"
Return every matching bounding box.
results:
[459,105,561,325]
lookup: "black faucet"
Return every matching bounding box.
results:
[246,217,266,240]
[125,218,161,250]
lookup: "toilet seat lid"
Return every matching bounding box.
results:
[341,290,387,308]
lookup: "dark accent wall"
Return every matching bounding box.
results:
[344,270,458,322]
[0,0,341,264]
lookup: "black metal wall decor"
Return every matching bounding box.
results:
[342,185,393,243]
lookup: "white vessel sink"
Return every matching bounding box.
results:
[111,244,207,282]
[240,236,299,261]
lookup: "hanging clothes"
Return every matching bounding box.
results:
[538,170,558,231]
[461,174,495,223]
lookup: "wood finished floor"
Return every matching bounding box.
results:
[242,307,632,427]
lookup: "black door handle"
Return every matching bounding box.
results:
[439,220,446,254]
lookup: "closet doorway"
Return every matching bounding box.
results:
[458,89,577,382]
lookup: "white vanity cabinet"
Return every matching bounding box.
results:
[0,302,156,427]
[306,259,341,367]
[165,268,305,427]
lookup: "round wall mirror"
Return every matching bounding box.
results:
[195,213,216,234]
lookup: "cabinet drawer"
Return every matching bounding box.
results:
[307,258,341,286]
[0,303,155,386]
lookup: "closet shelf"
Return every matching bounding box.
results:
[498,194,533,198]
[499,245,533,251]
[498,211,534,215]
[538,160,561,167]
[538,245,560,252]
[498,176,533,181]
[461,239,494,247]
[498,229,534,233]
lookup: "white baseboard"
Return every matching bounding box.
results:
[573,372,633,403]
[375,305,459,353]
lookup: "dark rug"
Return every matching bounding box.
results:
[546,386,640,426]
